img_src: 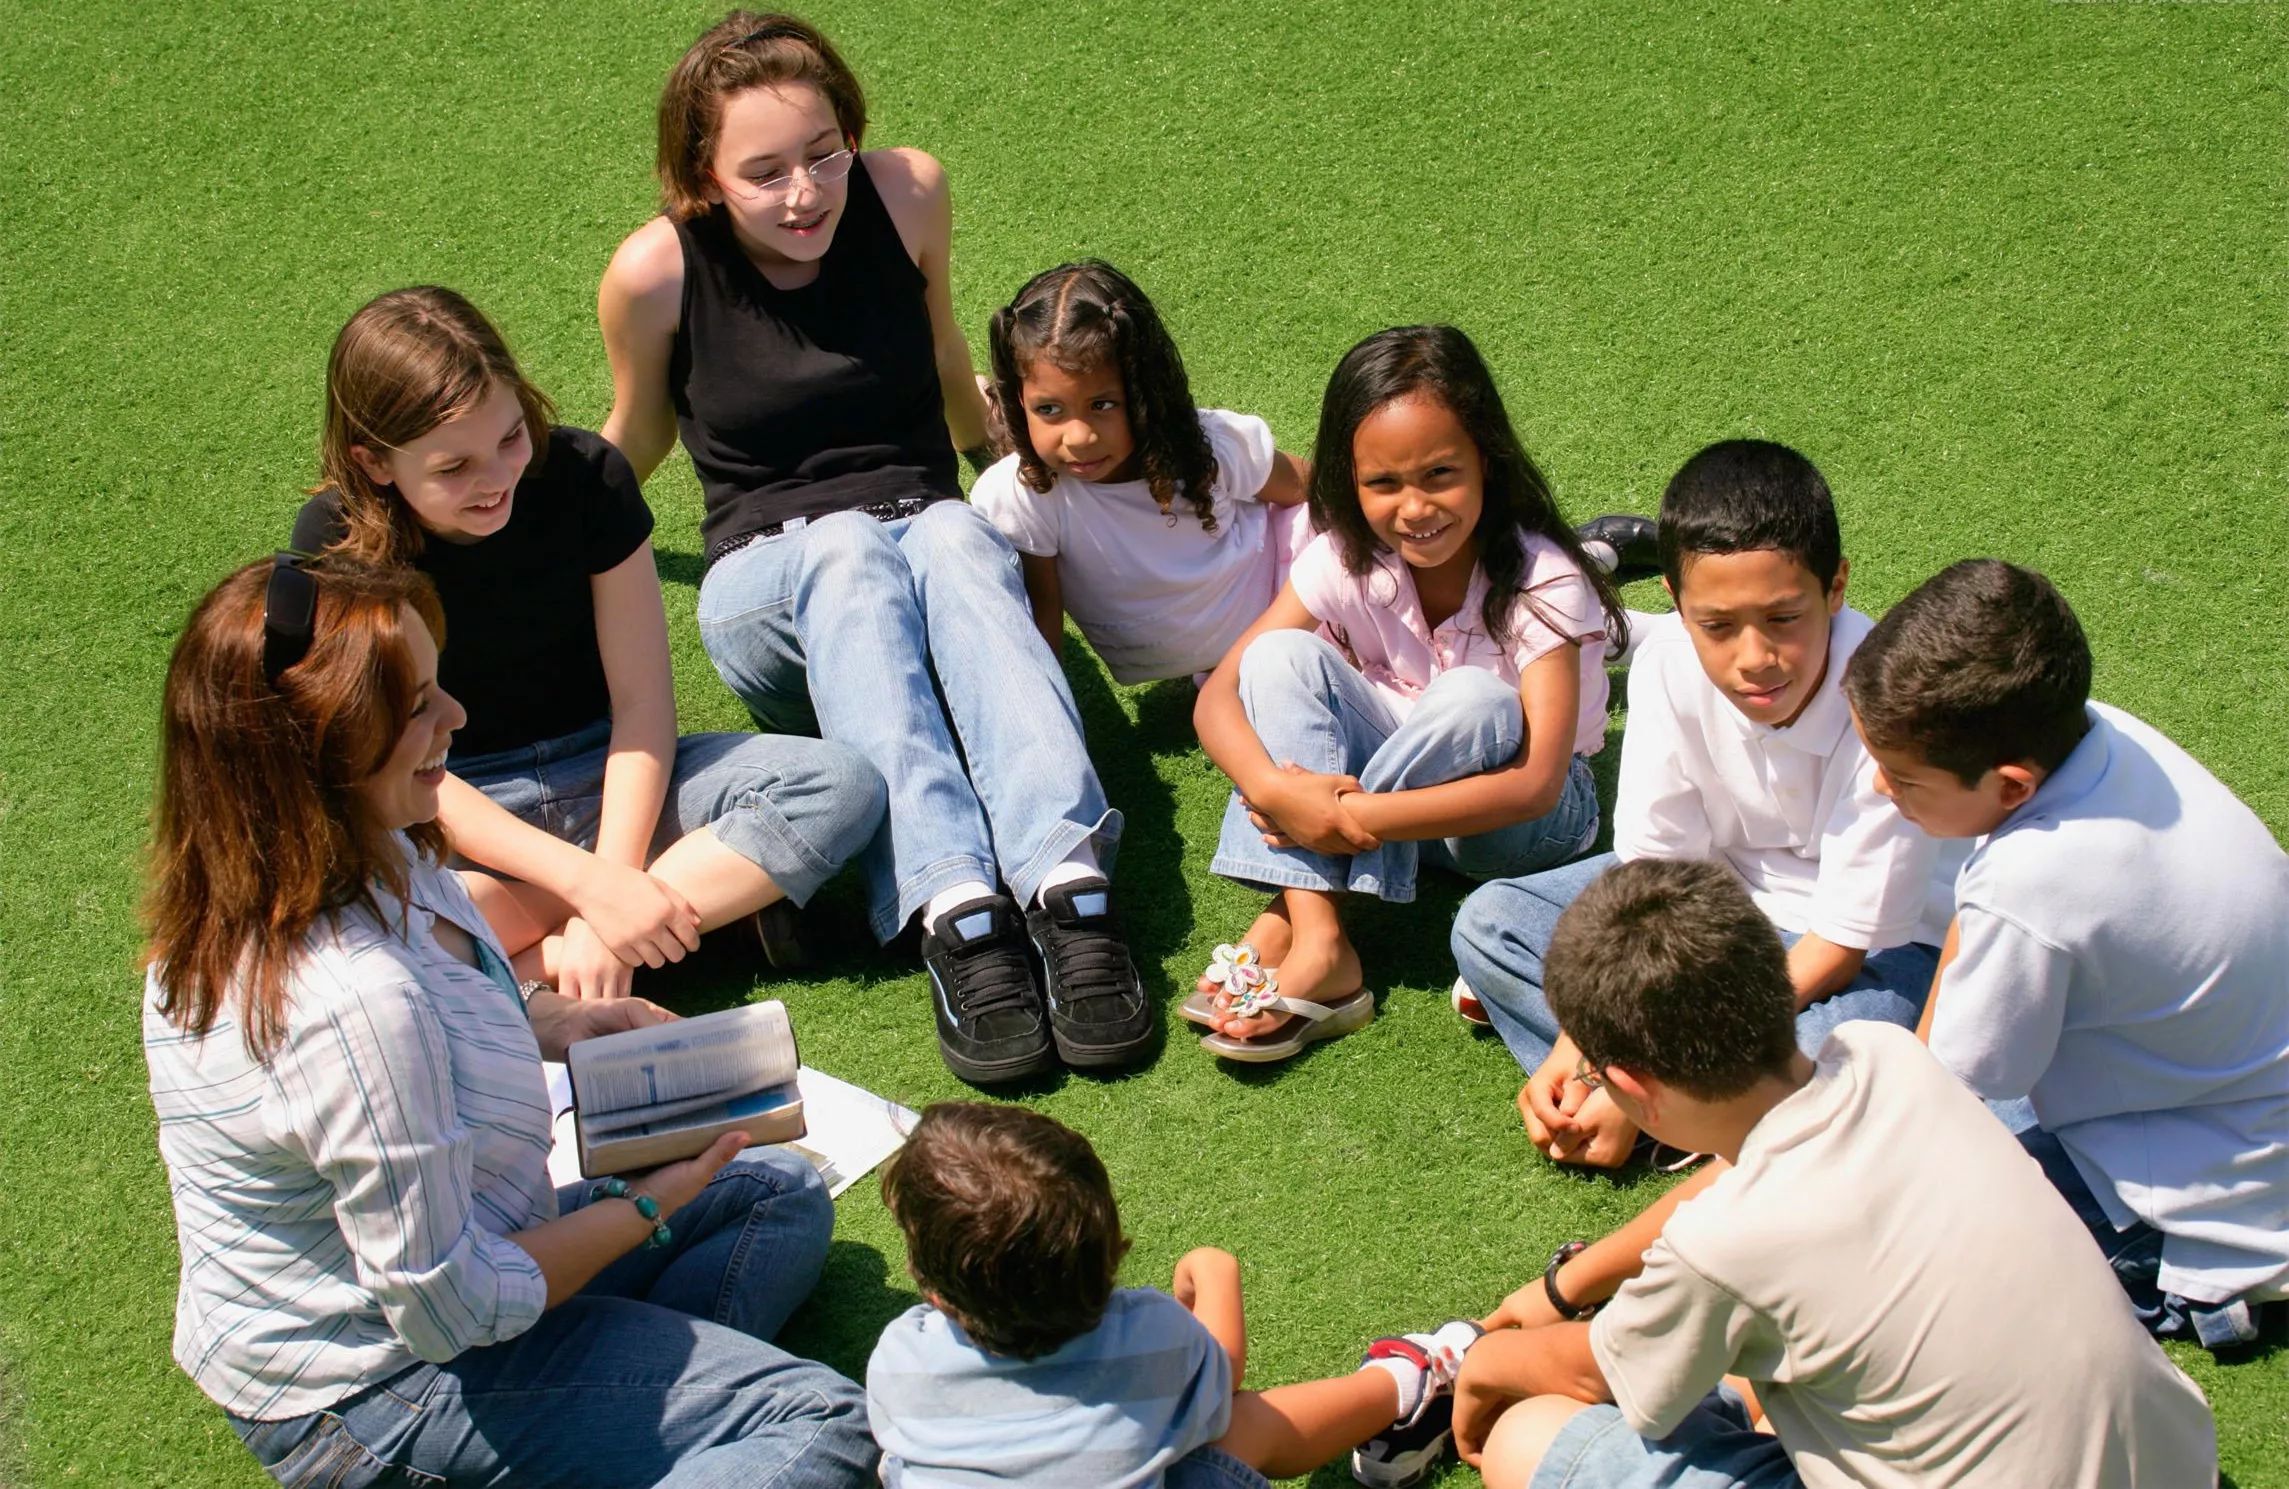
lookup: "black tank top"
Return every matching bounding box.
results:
[670,158,960,558]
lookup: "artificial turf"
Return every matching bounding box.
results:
[2,0,2284,1483]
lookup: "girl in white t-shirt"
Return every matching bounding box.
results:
[1187,325,1630,1061]
[972,261,1311,684]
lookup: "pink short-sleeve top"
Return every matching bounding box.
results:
[1286,530,1611,755]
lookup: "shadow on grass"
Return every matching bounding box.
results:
[1063,655,1193,997]
[777,1238,922,1382]
[656,547,705,592]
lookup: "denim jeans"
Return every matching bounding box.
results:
[1168,1445,1272,1488]
[695,503,1119,942]
[451,717,886,909]
[1453,853,1939,1072]
[1207,630,1600,902]
[1529,1386,1800,1489]
[230,1150,876,1487]
[2019,1126,2267,1349]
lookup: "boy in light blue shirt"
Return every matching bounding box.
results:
[867,1102,1484,1488]
[1845,559,2289,1348]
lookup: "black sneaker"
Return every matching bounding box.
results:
[922,895,1054,1085]
[1026,878,1154,1069]
[1576,513,1661,585]
[746,899,807,970]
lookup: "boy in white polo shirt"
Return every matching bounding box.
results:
[1844,558,2289,1350]
[1452,440,1954,1166]
[1449,858,2216,1489]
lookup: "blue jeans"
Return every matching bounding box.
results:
[2019,1126,2267,1350]
[1168,1446,1272,1488]
[230,1150,875,1487]
[696,503,1119,942]
[451,718,886,909]
[1453,854,1938,1072]
[1529,1387,1799,1489]
[1208,630,1600,902]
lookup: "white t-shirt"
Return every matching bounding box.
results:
[1591,1023,2216,1489]
[1613,609,1957,949]
[968,409,1292,684]
[1932,702,2289,1306]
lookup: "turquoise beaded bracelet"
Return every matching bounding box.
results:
[590,1176,673,1250]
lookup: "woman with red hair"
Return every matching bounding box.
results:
[141,557,874,1484]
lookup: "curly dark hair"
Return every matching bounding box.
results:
[1306,325,1627,653]
[988,261,1220,532]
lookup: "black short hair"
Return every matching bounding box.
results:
[1844,559,2093,785]
[1658,440,1844,596]
[1545,859,1798,1099]
[879,1102,1130,1359]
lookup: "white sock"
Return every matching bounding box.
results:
[1363,1354,1429,1425]
[924,881,997,928]
[1034,844,1103,908]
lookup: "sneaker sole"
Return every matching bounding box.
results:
[1352,1430,1452,1489]
[1051,1027,1157,1068]
[1451,977,1491,1028]
[939,1039,1058,1086]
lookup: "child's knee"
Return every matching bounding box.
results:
[1236,628,1344,700]
[1395,668,1523,764]
[1477,1396,1593,1489]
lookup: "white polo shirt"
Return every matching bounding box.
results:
[1932,702,2289,1305]
[1613,608,1954,950]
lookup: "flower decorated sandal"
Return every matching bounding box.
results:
[1198,975,1375,1064]
[1181,942,1267,1029]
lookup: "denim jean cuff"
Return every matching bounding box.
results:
[1206,851,1416,904]
[705,789,847,909]
[999,806,1124,911]
[881,853,1003,943]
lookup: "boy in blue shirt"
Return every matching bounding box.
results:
[1453,440,1954,1166]
[866,1102,1483,1488]
[1845,558,2289,1348]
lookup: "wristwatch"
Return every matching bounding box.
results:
[1544,1240,1594,1320]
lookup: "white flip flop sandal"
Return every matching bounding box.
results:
[1199,981,1375,1063]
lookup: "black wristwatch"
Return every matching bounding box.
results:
[1544,1240,1594,1320]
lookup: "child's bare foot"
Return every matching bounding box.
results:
[1215,898,1361,1039]
[1197,899,1293,995]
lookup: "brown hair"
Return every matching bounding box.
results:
[880,1102,1130,1359]
[144,559,449,1060]
[315,286,556,566]
[1844,559,2093,786]
[656,12,868,221]
[1545,859,1798,1099]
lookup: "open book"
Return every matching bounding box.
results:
[566,1001,805,1177]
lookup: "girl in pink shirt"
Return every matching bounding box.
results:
[1187,326,1627,1061]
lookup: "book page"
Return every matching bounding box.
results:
[567,1002,795,1115]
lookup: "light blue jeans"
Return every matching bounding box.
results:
[1529,1386,1800,1489]
[1452,853,1939,1071]
[1208,630,1600,902]
[696,503,1119,942]
[451,717,886,909]
[230,1149,876,1486]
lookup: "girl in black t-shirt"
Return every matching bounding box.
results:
[305,285,884,998]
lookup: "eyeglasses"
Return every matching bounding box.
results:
[1572,1055,1606,1092]
[717,148,856,204]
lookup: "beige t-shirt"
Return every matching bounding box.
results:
[1590,1023,2216,1489]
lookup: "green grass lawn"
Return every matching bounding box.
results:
[4,0,2284,1483]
